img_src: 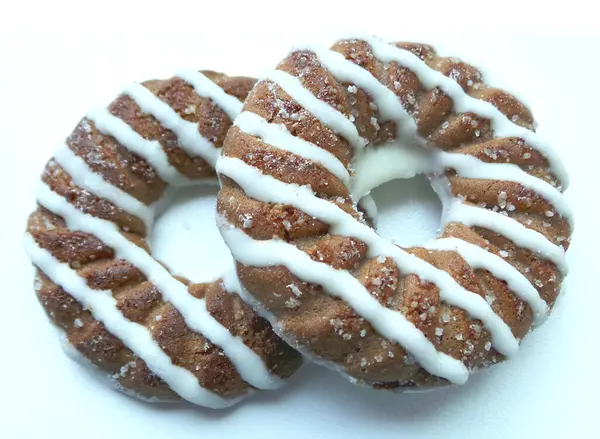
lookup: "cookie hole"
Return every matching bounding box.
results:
[150,184,231,283]
[370,175,442,247]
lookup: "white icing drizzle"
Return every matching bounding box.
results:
[358,194,378,226]
[298,44,418,141]
[221,269,381,388]
[221,270,272,322]
[176,70,243,121]
[438,152,572,226]
[350,143,572,229]
[445,201,568,275]
[358,35,569,189]
[262,69,366,151]
[311,41,571,271]
[86,107,196,187]
[220,271,273,323]
[53,143,155,231]
[34,181,283,396]
[221,270,244,298]
[219,38,571,385]
[217,157,519,358]
[302,45,571,225]
[234,111,351,185]
[29,72,288,405]
[122,83,220,167]
[219,219,469,384]
[24,233,237,409]
[423,237,549,326]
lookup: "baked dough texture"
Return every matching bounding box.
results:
[25,71,301,407]
[216,38,572,390]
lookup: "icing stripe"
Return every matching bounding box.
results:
[35,181,283,393]
[359,35,569,188]
[304,47,570,223]
[53,143,155,231]
[348,143,571,227]
[445,201,568,275]
[219,39,571,386]
[122,83,220,167]
[439,152,572,226]
[301,45,418,140]
[217,156,519,358]
[424,237,549,326]
[358,194,378,226]
[350,146,571,259]
[86,107,196,187]
[219,219,469,385]
[220,271,266,318]
[263,69,366,151]
[234,111,351,185]
[176,70,243,121]
[221,270,244,298]
[24,233,236,408]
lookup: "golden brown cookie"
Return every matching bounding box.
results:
[216,37,572,391]
[25,71,301,408]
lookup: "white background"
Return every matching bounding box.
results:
[1,1,599,438]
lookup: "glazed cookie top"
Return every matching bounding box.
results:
[25,71,301,407]
[216,37,572,389]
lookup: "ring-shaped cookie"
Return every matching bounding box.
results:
[25,71,301,407]
[217,37,572,390]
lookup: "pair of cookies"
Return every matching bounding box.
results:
[24,36,572,408]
